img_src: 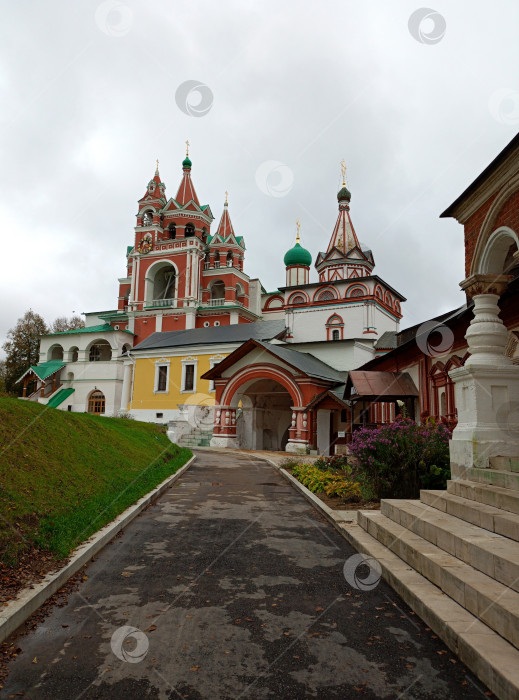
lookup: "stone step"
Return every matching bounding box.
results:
[359,510,519,648]
[421,490,519,542]
[380,499,519,593]
[341,519,519,699]
[466,467,519,491]
[447,479,519,516]
[490,456,519,473]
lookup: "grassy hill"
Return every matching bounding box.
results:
[0,398,191,567]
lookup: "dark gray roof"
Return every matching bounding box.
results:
[260,341,347,383]
[132,320,286,351]
[375,331,397,350]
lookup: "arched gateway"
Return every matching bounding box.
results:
[202,339,346,453]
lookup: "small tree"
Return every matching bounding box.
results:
[2,310,49,395]
[50,316,85,333]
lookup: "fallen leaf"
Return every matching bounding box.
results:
[32,657,37,664]
[146,625,157,632]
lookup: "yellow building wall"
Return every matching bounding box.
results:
[130,353,228,410]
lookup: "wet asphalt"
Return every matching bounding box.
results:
[2,450,490,699]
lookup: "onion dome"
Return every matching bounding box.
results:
[182,155,192,169]
[284,242,312,267]
[337,185,351,203]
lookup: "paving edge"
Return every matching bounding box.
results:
[0,454,196,644]
[265,461,357,526]
[264,458,517,699]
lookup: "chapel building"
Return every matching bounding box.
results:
[18,148,405,454]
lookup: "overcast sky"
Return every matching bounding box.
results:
[1,0,518,351]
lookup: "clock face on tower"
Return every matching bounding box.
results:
[137,234,153,254]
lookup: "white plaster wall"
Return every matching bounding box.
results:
[353,341,376,366]
[316,409,331,455]
[289,304,366,342]
[221,347,294,378]
[282,341,356,371]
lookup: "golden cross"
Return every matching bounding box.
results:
[185,140,190,156]
[296,219,301,243]
[225,190,228,204]
[156,158,159,173]
[340,159,346,186]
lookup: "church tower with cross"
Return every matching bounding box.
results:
[109,143,259,342]
[260,160,404,343]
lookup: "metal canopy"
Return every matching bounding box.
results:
[347,370,419,402]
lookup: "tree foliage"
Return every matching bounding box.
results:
[50,316,85,333]
[2,310,49,395]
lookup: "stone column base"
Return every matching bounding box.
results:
[286,441,308,455]
[210,436,239,449]
[449,364,519,478]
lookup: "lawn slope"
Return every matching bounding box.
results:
[0,398,191,566]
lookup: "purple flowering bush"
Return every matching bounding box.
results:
[348,417,452,499]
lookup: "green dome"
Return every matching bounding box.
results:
[182,156,192,168]
[284,242,312,267]
[337,185,351,202]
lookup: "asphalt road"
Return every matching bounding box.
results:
[2,450,489,699]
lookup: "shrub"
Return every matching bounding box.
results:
[291,464,361,502]
[314,454,351,472]
[348,416,451,499]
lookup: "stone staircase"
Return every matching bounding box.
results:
[176,428,213,448]
[340,462,519,699]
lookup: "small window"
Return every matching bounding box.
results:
[157,365,168,392]
[168,223,176,239]
[290,294,306,305]
[184,364,195,392]
[204,321,210,328]
[185,223,195,237]
[332,329,340,341]
[67,405,72,412]
[156,412,163,419]
[214,321,220,327]
[340,409,347,422]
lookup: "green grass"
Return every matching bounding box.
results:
[0,398,192,565]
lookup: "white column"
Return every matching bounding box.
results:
[449,274,519,477]
[120,361,133,412]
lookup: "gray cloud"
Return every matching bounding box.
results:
[0,0,518,349]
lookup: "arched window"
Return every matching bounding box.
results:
[236,283,244,301]
[332,329,340,341]
[185,223,195,237]
[316,289,336,302]
[122,344,131,355]
[153,265,176,302]
[88,390,105,415]
[142,210,154,226]
[202,227,208,244]
[168,223,176,239]
[70,346,79,362]
[211,280,226,302]
[49,345,64,361]
[214,251,220,268]
[227,251,233,267]
[290,294,306,305]
[89,341,112,362]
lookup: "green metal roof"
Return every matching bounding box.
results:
[47,387,75,408]
[23,360,66,382]
[47,323,133,336]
